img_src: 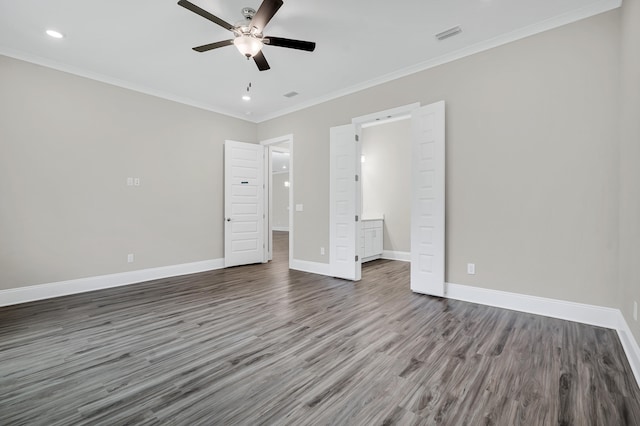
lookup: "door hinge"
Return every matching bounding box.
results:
[355,174,359,182]
[355,215,359,222]
[355,134,359,142]
[355,255,359,261]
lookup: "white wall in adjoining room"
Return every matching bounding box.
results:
[272,171,290,231]
[361,118,411,253]
[270,147,290,232]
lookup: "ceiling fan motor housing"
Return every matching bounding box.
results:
[241,7,256,19]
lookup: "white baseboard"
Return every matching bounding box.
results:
[362,255,382,263]
[445,282,640,387]
[445,282,620,329]
[290,259,331,276]
[616,312,640,388]
[0,259,224,307]
[272,227,289,232]
[382,250,411,262]
[4,260,638,388]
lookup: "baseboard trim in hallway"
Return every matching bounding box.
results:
[0,258,224,307]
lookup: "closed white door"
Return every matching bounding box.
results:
[329,124,361,280]
[411,101,445,296]
[224,140,265,267]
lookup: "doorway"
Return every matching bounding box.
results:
[261,134,294,267]
[360,116,412,264]
[329,101,446,296]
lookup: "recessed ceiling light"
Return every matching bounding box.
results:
[46,29,64,39]
[242,95,251,101]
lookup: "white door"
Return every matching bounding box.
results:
[329,124,361,280]
[224,140,265,267]
[411,101,445,296]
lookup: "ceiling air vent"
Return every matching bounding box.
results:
[435,26,462,41]
[283,91,299,98]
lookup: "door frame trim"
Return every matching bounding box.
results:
[260,134,294,267]
[351,103,420,129]
[345,103,421,279]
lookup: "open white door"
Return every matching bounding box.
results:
[329,124,361,281]
[411,101,445,296]
[224,140,265,267]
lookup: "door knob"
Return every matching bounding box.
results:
[226,218,231,222]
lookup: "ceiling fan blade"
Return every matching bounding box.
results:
[193,39,234,52]
[253,51,271,71]
[265,36,316,52]
[250,0,283,33]
[177,0,234,31]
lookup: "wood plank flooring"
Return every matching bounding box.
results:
[1,231,639,425]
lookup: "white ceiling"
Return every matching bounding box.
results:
[0,0,619,123]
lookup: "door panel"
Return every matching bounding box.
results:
[329,124,361,280]
[225,140,265,267]
[411,101,445,296]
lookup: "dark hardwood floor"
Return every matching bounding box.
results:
[1,231,639,425]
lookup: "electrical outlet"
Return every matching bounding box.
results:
[320,247,325,255]
[134,178,140,186]
[634,301,638,321]
[127,253,134,263]
[126,177,133,186]
[467,263,475,275]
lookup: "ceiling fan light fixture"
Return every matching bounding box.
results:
[234,35,263,58]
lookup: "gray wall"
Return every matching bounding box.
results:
[0,55,256,289]
[272,172,290,230]
[362,119,411,252]
[619,0,640,342]
[258,10,621,307]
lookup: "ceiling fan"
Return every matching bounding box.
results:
[178,0,316,71]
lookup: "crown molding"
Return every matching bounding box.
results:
[254,0,621,123]
[0,47,253,123]
[1,0,621,125]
